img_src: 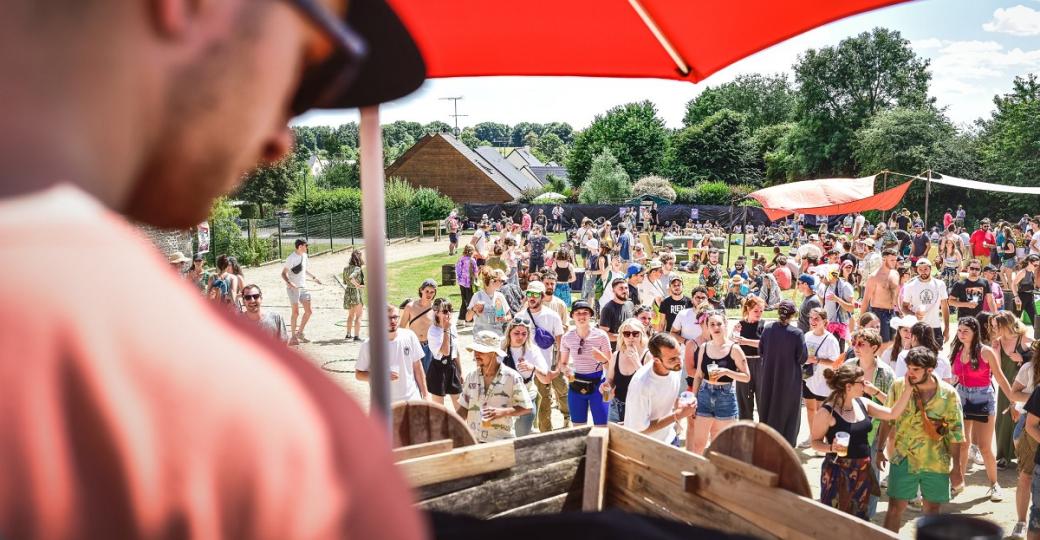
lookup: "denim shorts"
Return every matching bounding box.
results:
[957,384,996,419]
[696,383,739,420]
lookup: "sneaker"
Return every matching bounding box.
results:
[1011,521,1027,539]
[797,439,812,449]
[345,333,352,340]
[997,458,1009,470]
[353,336,362,342]
[909,496,923,510]
[987,484,1005,502]
[969,444,984,466]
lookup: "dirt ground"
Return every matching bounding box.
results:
[245,234,1024,539]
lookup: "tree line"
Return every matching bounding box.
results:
[237,26,1039,221]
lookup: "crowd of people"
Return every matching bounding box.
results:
[365,204,1040,536]
[176,204,1040,536]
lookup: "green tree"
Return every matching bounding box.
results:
[666,109,759,186]
[473,122,511,145]
[978,74,1040,216]
[683,74,795,132]
[459,127,490,148]
[578,148,632,203]
[511,122,544,146]
[566,101,668,186]
[423,121,452,135]
[534,132,567,164]
[791,28,931,177]
[522,131,539,149]
[853,107,955,175]
[542,122,575,144]
[236,156,304,217]
[319,149,360,189]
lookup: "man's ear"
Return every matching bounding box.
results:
[149,0,202,37]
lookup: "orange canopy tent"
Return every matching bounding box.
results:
[747,176,913,220]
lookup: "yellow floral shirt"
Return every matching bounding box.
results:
[886,377,965,474]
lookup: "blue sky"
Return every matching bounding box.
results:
[294,0,1040,130]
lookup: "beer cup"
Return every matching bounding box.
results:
[833,431,850,457]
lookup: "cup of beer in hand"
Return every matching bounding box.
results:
[707,363,721,383]
[833,431,850,457]
[601,383,613,402]
[481,407,494,429]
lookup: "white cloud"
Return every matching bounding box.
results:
[983,5,1040,36]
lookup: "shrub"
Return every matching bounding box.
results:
[673,186,696,204]
[631,175,677,202]
[532,192,565,204]
[384,177,416,210]
[287,186,362,215]
[517,186,548,203]
[412,187,455,221]
[693,181,733,205]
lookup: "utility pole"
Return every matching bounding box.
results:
[440,96,466,136]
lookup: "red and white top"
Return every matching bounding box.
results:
[560,328,612,374]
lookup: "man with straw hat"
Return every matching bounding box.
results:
[457,331,534,443]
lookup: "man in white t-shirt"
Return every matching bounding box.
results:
[517,281,568,432]
[281,238,323,345]
[624,333,696,444]
[901,259,950,344]
[1030,219,1040,255]
[356,305,428,403]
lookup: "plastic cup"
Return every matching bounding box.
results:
[481,407,493,429]
[679,391,696,406]
[601,384,613,402]
[706,363,721,382]
[389,365,400,380]
[833,431,850,457]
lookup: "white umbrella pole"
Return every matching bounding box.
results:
[360,105,391,430]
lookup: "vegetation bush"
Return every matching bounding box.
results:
[692,181,733,205]
[412,186,456,221]
[237,202,260,219]
[631,175,676,202]
[673,185,696,204]
[579,149,632,204]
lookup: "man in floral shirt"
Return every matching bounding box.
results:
[457,331,534,443]
[700,248,724,308]
[876,347,965,532]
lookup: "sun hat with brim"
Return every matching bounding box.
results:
[730,275,744,286]
[167,251,191,264]
[291,0,426,112]
[466,331,505,356]
[890,314,919,330]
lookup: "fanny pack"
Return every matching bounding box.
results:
[569,378,598,395]
[291,262,303,274]
[528,314,556,350]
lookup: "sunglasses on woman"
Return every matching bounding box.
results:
[621,331,641,338]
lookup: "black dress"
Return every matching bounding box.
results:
[756,321,808,446]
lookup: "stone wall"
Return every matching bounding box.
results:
[138,224,194,259]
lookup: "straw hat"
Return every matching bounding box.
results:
[167,251,191,264]
[466,331,505,356]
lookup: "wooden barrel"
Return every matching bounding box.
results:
[441,264,456,286]
[707,421,811,497]
[391,400,476,449]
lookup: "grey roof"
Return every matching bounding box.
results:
[531,165,569,184]
[508,148,544,168]
[475,146,543,194]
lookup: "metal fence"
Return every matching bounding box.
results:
[207,207,421,266]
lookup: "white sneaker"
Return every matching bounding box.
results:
[1011,521,1027,539]
[969,444,984,466]
[987,483,1005,502]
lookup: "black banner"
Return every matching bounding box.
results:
[462,203,774,228]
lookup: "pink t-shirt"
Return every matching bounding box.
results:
[0,186,425,540]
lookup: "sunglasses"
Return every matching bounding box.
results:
[621,331,641,338]
[283,0,369,116]
[242,293,261,301]
[577,338,585,356]
[525,291,543,298]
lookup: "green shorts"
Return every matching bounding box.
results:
[887,458,950,504]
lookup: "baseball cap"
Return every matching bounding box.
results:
[798,274,816,288]
[626,264,645,279]
[647,259,663,271]
[915,258,933,267]
[526,281,547,295]
[586,238,600,252]
[669,276,683,284]
[777,300,797,318]
[293,0,426,112]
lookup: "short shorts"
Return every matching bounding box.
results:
[957,384,996,421]
[287,286,311,306]
[696,383,739,420]
[802,381,828,402]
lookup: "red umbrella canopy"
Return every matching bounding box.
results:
[387,0,907,82]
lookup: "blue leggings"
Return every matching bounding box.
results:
[567,371,609,425]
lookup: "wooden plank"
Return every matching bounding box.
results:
[399,439,516,488]
[582,427,609,511]
[682,471,709,494]
[605,449,775,539]
[392,439,453,462]
[491,492,571,518]
[413,428,589,501]
[707,451,779,489]
[419,457,584,518]
[607,425,896,540]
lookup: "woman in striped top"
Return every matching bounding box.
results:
[559,300,613,426]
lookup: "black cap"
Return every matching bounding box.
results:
[322,0,425,109]
[570,301,594,316]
